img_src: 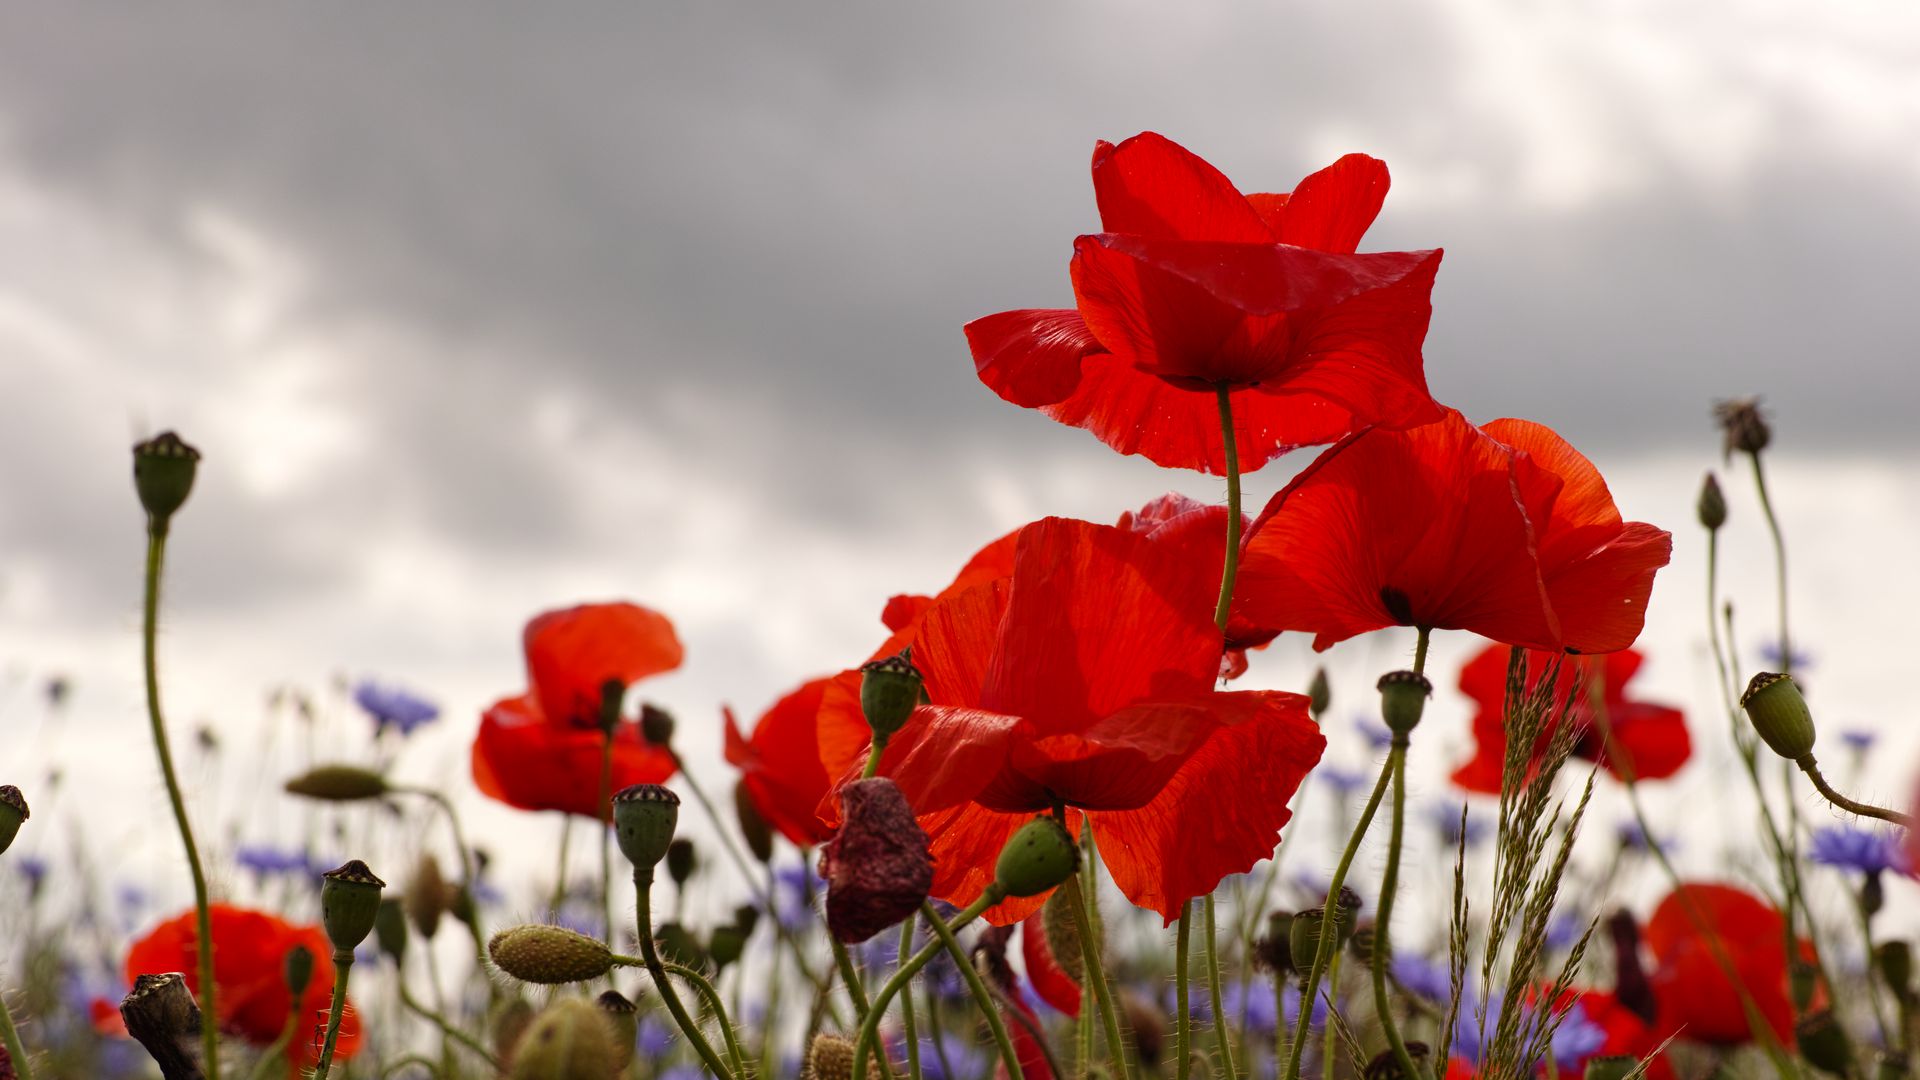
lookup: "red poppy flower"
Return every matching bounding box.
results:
[966,131,1444,474]
[124,904,360,1072]
[1239,409,1672,655]
[724,674,870,847]
[1116,492,1280,679]
[860,517,1325,925]
[1449,644,1690,793]
[472,602,682,818]
[1645,883,1816,1046]
[1021,910,1081,1018]
[1573,990,1678,1080]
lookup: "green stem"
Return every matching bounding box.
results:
[898,919,924,1080]
[240,1008,297,1080]
[834,938,875,1021]
[920,898,1025,1080]
[550,814,572,913]
[667,749,768,898]
[1370,740,1424,1080]
[664,961,751,1078]
[141,529,219,1080]
[600,729,615,948]
[853,891,1000,1080]
[1212,382,1243,631]
[1321,949,1341,1080]
[0,992,34,1080]
[1798,757,1915,826]
[863,737,889,780]
[1175,908,1193,1080]
[311,952,353,1079]
[1062,868,1136,1080]
[1747,450,1791,675]
[1281,755,1393,1080]
[635,870,738,1080]
[1204,895,1238,1080]
[397,983,501,1071]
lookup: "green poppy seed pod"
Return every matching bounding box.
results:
[1377,670,1431,736]
[612,784,679,872]
[1253,910,1294,976]
[595,991,638,1072]
[1877,940,1913,997]
[508,998,619,1080]
[1697,472,1728,531]
[0,785,28,856]
[993,815,1080,899]
[1042,887,1087,983]
[666,838,697,887]
[859,648,924,741]
[132,431,200,529]
[1797,1009,1855,1077]
[1790,958,1820,1013]
[1580,1057,1639,1080]
[320,860,387,952]
[284,942,315,1000]
[488,924,616,985]
[1741,672,1817,761]
[1363,1042,1432,1079]
[374,898,408,963]
[734,780,775,863]
[709,923,747,971]
[491,998,536,1063]
[284,764,391,802]
[639,703,676,747]
[1307,667,1331,720]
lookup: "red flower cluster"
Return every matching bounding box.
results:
[472,602,683,818]
[123,905,360,1072]
[1450,644,1690,793]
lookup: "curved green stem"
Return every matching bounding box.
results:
[378,1055,442,1079]
[1370,740,1424,1080]
[853,891,999,1080]
[398,982,502,1071]
[920,899,1024,1080]
[311,952,353,1079]
[1175,908,1193,1080]
[834,939,876,1020]
[0,992,33,1080]
[141,530,219,1080]
[664,961,750,1078]
[1799,757,1914,826]
[898,919,924,1080]
[635,870,737,1079]
[1204,896,1238,1080]
[240,1008,296,1080]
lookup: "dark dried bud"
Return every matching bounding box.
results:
[1878,940,1914,998]
[612,784,679,872]
[0,785,27,856]
[119,972,205,1080]
[1742,672,1816,761]
[404,853,447,940]
[1348,921,1377,967]
[321,860,386,952]
[1364,1042,1432,1079]
[1307,667,1331,720]
[1119,989,1168,1067]
[859,647,924,741]
[284,765,390,802]
[1580,1057,1638,1080]
[596,991,638,1072]
[995,815,1080,898]
[666,838,697,887]
[821,777,933,943]
[734,780,775,863]
[1377,670,1431,736]
[1714,397,1772,460]
[374,899,408,963]
[709,923,748,971]
[508,998,618,1080]
[132,431,201,529]
[1796,1009,1855,1077]
[489,924,615,984]
[639,703,676,747]
[655,921,708,971]
[1253,910,1295,976]
[284,943,315,1000]
[733,903,761,940]
[1697,472,1727,531]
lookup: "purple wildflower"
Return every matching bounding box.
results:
[354,679,441,736]
[1809,826,1911,876]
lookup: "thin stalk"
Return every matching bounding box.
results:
[1853,887,1895,1050]
[0,994,33,1080]
[1212,382,1243,630]
[1798,758,1914,826]
[1747,450,1791,675]
[663,960,751,1078]
[920,898,1025,1080]
[550,815,572,913]
[1176,908,1193,1080]
[634,869,738,1079]
[311,951,353,1079]
[1204,896,1238,1080]
[834,939,876,1021]
[863,737,889,780]
[1370,740,1423,1080]
[378,1055,441,1079]
[1062,866,1136,1080]
[600,729,615,947]
[1320,950,1341,1080]
[141,530,218,1080]
[898,919,924,1080]
[666,749,766,896]
[853,891,1000,1080]
[398,983,501,1071]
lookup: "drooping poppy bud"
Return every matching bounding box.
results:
[1253,910,1295,976]
[374,899,408,963]
[1377,670,1431,736]
[1363,1042,1432,1079]
[709,923,747,971]
[666,838,697,888]
[132,431,201,531]
[284,765,390,802]
[284,943,315,1001]
[734,780,775,863]
[1308,667,1332,720]
[0,785,26,856]
[596,991,638,1072]
[1741,672,1816,762]
[611,784,679,872]
[509,998,619,1080]
[859,648,924,741]
[1697,472,1727,531]
[1042,888,1087,983]
[489,924,616,985]
[639,703,676,747]
[1580,1057,1638,1080]
[994,815,1080,899]
[1796,1010,1855,1077]
[821,777,933,943]
[1714,397,1772,460]
[320,860,387,952]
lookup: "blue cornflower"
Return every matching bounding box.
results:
[1551,1002,1609,1069]
[916,1032,988,1080]
[1391,955,1452,1004]
[638,1016,676,1057]
[1757,642,1814,672]
[1356,717,1394,751]
[1428,802,1489,848]
[1544,911,1588,952]
[1809,826,1911,876]
[1223,980,1279,1035]
[354,679,441,736]
[1840,729,1877,753]
[235,843,311,881]
[1317,766,1367,796]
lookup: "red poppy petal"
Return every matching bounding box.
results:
[918,802,1074,926]
[1009,702,1217,811]
[967,308,1108,409]
[472,696,677,818]
[1602,702,1691,783]
[881,594,931,634]
[1540,521,1673,655]
[732,675,871,846]
[1021,911,1082,1018]
[874,705,1025,816]
[913,578,1011,707]
[1090,691,1323,922]
[525,602,684,728]
[1256,153,1391,253]
[1033,354,1287,473]
[1089,133,1272,242]
[1647,884,1803,1045]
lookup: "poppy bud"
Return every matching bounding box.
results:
[284,764,390,802]
[709,923,747,971]
[1364,1042,1433,1079]
[1043,887,1087,983]
[808,1033,880,1080]
[1579,1057,1638,1080]
[508,998,619,1080]
[734,780,775,863]
[1790,959,1820,1013]
[1377,670,1431,736]
[489,924,616,985]
[994,815,1080,899]
[1714,397,1772,460]
[596,991,638,1072]
[404,853,447,940]
[821,777,933,943]
[320,860,387,952]
[733,903,761,940]
[1697,472,1728,531]
[639,703,676,747]
[374,898,408,963]
[596,678,625,735]
[666,838,697,887]
[0,785,27,856]
[491,997,536,1063]
[1741,672,1816,762]
[612,784,679,873]
[656,921,708,970]
[119,971,205,1078]
[1120,989,1168,1067]
[1864,870,1886,918]
[1796,1009,1855,1077]
[132,431,201,530]
[284,942,315,1000]
[1877,941,1913,998]
[1253,910,1295,976]
[1308,667,1331,720]
[859,648,924,741]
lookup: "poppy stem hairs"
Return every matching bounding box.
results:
[132,432,220,1080]
[853,890,1004,1080]
[313,861,386,1080]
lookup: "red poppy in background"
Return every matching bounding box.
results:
[861,517,1325,925]
[1238,409,1672,655]
[124,904,360,1072]
[1645,884,1815,1046]
[724,674,870,847]
[967,132,1444,474]
[472,602,682,818]
[1449,644,1690,793]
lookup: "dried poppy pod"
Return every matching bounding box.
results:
[508,998,619,1080]
[0,785,27,856]
[488,924,616,985]
[821,777,932,943]
[1742,672,1816,762]
[320,860,387,952]
[1714,397,1772,459]
[119,971,205,1080]
[612,784,679,872]
[132,431,201,529]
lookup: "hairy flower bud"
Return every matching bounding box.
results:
[612,784,679,872]
[859,648,924,741]
[808,1033,880,1080]
[596,991,638,1072]
[1697,472,1727,531]
[1307,667,1331,720]
[132,431,201,530]
[1377,670,1431,736]
[284,764,390,802]
[995,815,1080,899]
[0,785,27,856]
[821,777,933,943]
[734,780,775,863]
[489,924,616,985]
[320,860,387,952]
[1042,888,1087,984]
[1742,672,1816,762]
[509,998,619,1080]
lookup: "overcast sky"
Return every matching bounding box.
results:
[4,3,1919,939]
